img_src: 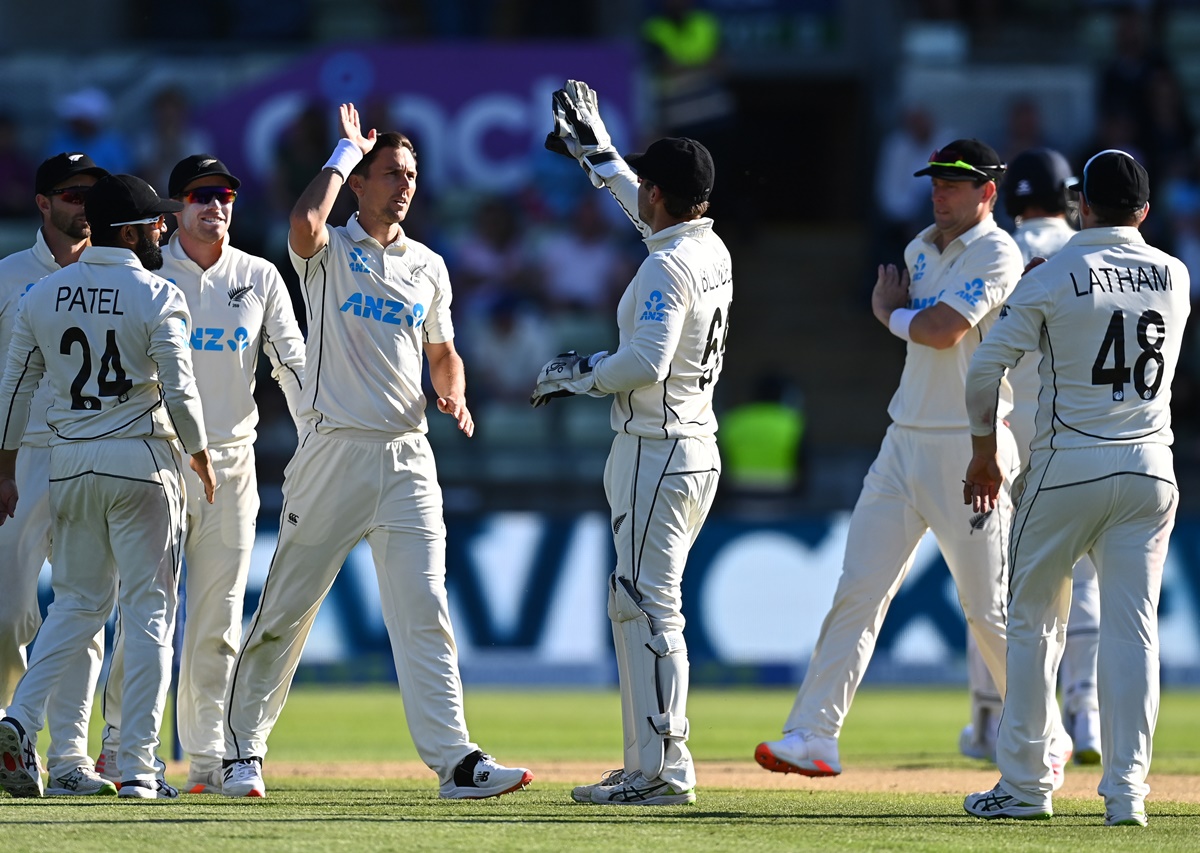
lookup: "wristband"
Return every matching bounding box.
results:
[888,307,918,342]
[323,139,364,180]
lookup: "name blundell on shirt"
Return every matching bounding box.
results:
[1071,265,1173,297]
[55,286,124,314]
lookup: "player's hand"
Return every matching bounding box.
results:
[0,476,17,524]
[871,263,910,325]
[545,80,620,188]
[190,450,217,504]
[530,350,607,407]
[339,102,377,156]
[962,452,1003,513]
[438,395,474,438]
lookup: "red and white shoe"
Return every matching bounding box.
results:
[755,730,842,777]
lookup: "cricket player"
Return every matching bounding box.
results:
[0,173,215,799]
[963,149,1186,826]
[960,147,1104,766]
[0,152,115,797]
[94,154,305,794]
[754,139,1075,781]
[219,103,532,800]
[537,80,728,806]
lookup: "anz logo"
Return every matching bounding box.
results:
[640,290,666,322]
[348,247,373,275]
[340,293,426,327]
[956,277,987,307]
[191,326,250,352]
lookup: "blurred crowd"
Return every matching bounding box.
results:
[6,2,1200,490]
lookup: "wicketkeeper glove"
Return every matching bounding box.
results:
[530,350,609,408]
[544,79,622,189]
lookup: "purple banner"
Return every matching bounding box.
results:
[195,42,637,199]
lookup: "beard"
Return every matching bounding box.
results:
[134,228,163,270]
[49,205,90,241]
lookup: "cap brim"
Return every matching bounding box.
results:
[913,165,988,180]
[152,199,186,213]
[624,152,645,173]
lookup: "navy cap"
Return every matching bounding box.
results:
[625,137,715,205]
[1068,149,1149,209]
[85,174,184,228]
[914,138,1006,182]
[168,154,241,198]
[35,152,109,195]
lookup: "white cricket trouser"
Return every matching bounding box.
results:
[0,445,103,773]
[603,433,720,791]
[8,438,184,783]
[101,445,258,772]
[224,430,477,784]
[784,424,1014,739]
[997,444,1175,815]
[966,413,1103,732]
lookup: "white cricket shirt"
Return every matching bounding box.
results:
[0,246,207,454]
[889,215,1024,429]
[289,214,453,435]
[1005,216,1077,456]
[0,229,64,447]
[160,233,305,446]
[967,226,1190,450]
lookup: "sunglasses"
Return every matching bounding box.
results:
[47,185,91,205]
[181,187,237,205]
[112,214,166,227]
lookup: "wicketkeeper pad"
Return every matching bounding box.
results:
[608,573,690,782]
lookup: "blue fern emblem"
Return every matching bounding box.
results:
[912,254,927,282]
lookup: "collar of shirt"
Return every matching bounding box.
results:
[1064,225,1147,248]
[165,230,230,272]
[32,227,60,271]
[643,216,713,251]
[917,214,999,254]
[345,212,407,252]
[1015,216,1075,239]
[79,245,146,268]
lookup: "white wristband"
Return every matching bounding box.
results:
[888,307,919,342]
[323,139,364,180]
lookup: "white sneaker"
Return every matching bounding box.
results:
[1050,731,1073,792]
[222,758,266,798]
[589,769,695,805]
[572,767,626,803]
[755,730,841,777]
[0,717,43,798]
[1105,809,1147,827]
[438,750,533,799]
[185,764,223,794]
[94,746,119,786]
[958,723,997,762]
[45,765,117,797]
[964,783,1052,820]
[118,778,179,799]
[1069,710,1102,765]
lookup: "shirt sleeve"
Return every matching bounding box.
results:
[260,264,306,429]
[598,158,652,239]
[592,254,688,393]
[149,288,207,455]
[421,254,455,345]
[966,273,1049,436]
[0,304,43,450]
[942,236,1023,328]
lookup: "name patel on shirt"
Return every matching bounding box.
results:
[1071,265,1172,296]
[55,286,124,314]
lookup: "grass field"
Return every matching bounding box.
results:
[2,685,1199,852]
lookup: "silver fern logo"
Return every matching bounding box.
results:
[968,511,992,533]
[612,513,626,535]
[227,283,253,306]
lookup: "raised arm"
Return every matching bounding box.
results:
[289,102,377,259]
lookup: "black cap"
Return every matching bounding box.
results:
[1003,147,1074,217]
[35,152,109,195]
[168,154,241,198]
[914,138,1006,182]
[625,137,714,204]
[84,174,184,229]
[1069,149,1149,209]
